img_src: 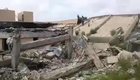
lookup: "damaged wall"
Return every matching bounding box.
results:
[21,38,33,43]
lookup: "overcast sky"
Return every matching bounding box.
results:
[1,0,140,21]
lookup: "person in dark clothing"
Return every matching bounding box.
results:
[77,15,81,25]
[81,16,84,25]
[84,17,87,21]
[82,16,84,19]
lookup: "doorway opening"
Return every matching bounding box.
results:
[2,38,8,50]
[33,37,38,41]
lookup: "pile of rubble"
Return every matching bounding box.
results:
[0,36,90,80]
[0,34,140,80]
[58,44,140,80]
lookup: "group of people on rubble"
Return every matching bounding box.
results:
[77,15,87,25]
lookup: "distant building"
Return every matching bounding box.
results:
[18,11,33,22]
[0,9,15,21]
[0,9,61,51]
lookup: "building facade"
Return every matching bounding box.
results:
[0,9,51,51]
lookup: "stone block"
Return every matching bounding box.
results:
[107,56,118,64]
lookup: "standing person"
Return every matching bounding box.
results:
[81,16,84,25]
[77,15,81,25]
[88,19,90,27]
[6,35,13,52]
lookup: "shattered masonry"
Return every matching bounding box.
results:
[0,10,140,80]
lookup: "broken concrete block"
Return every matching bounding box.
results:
[133,51,140,60]
[107,56,118,64]
[44,52,55,59]
[51,66,58,70]
[17,63,30,74]
[29,70,40,80]
[3,55,11,60]
[53,47,62,57]
[45,45,52,51]
[117,50,133,60]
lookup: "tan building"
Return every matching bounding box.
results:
[18,11,33,22]
[0,9,15,21]
[0,10,46,51]
[0,9,15,51]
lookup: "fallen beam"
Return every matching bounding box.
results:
[86,44,104,69]
[81,36,104,69]
[0,35,70,55]
[21,34,69,51]
[40,59,93,80]
[0,57,39,67]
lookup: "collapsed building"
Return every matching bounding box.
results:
[0,8,140,80]
[0,9,69,51]
[73,14,140,51]
[0,9,81,80]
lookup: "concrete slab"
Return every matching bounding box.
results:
[91,15,138,43]
[92,43,110,51]
[74,16,110,35]
[107,56,118,64]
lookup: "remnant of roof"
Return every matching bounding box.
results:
[73,14,139,43]
[91,15,138,42]
[53,19,77,24]
[74,15,111,35]
[0,21,58,29]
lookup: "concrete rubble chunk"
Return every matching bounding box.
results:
[17,63,30,74]
[45,45,52,51]
[58,78,64,80]
[117,50,133,60]
[40,59,93,80]
[45,45,63,57]
[3,55,11,60]
[12,72,23,80]
[133,51,140,60]
[45,52,55,59]
[107,56,118,64]
[92,43,110,51]
[21,76,28,80]
[30,51,39,58]
[0,68,29,80]
[21,51,40,58]
[0,68,12,75]
[53,46,62,57]
[118,50,133,60]
[127,68,135,75]
[29,70,40,80]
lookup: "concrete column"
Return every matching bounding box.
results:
[11,33,21,71]
[67,27,73,59]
